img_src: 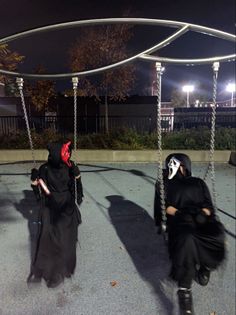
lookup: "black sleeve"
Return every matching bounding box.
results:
[31,168,39,181]
[31,184,41,201]
[69,162,84,205]
[76,176,84,205]
[30,167,41,201]
[38,164,48,182]
[199,179,215,214]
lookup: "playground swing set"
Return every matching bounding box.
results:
[0,18,235,234]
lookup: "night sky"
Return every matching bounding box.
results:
[0,0,235,100]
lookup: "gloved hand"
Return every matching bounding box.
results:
[195,210,208,225]
[182,206,201,216]
[31,168,39,181]
[70,162,80,178]
[175,209,194,223]
[31,184,41,201]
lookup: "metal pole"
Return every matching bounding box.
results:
[0,18,235,80]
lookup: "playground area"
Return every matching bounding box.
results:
[0,161,235,315]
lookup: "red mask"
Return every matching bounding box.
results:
[61,141,72,167]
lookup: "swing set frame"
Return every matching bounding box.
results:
[0,18,235,232]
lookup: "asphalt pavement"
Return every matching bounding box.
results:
[0,162,235,315]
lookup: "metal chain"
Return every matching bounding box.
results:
[72,77,79,205]
[203,62,219,210]
[16,77,36,167]
[156,62,167,231]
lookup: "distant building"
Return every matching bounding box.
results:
[0,97,23,134]
[0,97,23,116]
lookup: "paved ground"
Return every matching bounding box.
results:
[0,162,235,315]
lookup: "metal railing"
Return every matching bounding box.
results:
[0,112,235,136]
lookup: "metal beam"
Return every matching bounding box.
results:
[0,18,235,80]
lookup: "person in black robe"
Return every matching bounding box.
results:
[154,153,225,315]
[29,141,83,288]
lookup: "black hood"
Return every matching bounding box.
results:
[47,142,63,167]
[165,153,192,177]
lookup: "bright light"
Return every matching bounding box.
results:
[226,82,236,107]
[182,85,194,92]
[226,83,236,93]
[182,85,194,107]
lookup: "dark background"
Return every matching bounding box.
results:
[0,0,235,100]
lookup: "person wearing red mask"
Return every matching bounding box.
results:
[29,141,83,288]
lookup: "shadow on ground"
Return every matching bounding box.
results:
[0,200,18,224]
[106,194,174,315]
[13,190,41,263]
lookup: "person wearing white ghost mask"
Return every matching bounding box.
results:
[154,153,226,315]
[166,157,210,217]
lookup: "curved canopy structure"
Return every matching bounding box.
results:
[0,18,235,80]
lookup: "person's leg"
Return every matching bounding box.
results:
[177,288,194,315]
[171,231,196,315]
[196,265,211,286]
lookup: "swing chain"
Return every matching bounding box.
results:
[72,77,79,153]
[16,77,36,167]
[156,62,167,231]
[210,62,219,209]
[72,77,79,204]
[203,62,219,210]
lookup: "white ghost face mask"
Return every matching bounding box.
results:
[168,157,181,179]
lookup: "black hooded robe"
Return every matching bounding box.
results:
[29,143,82,287]
[154,158,225,287]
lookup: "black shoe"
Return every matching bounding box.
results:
[47,275,63,288]
[177,288,194,315]
[196,266,210,286]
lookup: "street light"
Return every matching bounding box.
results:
[182,85,194,108]
[195,99,200,107]
[226,83,236,107]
